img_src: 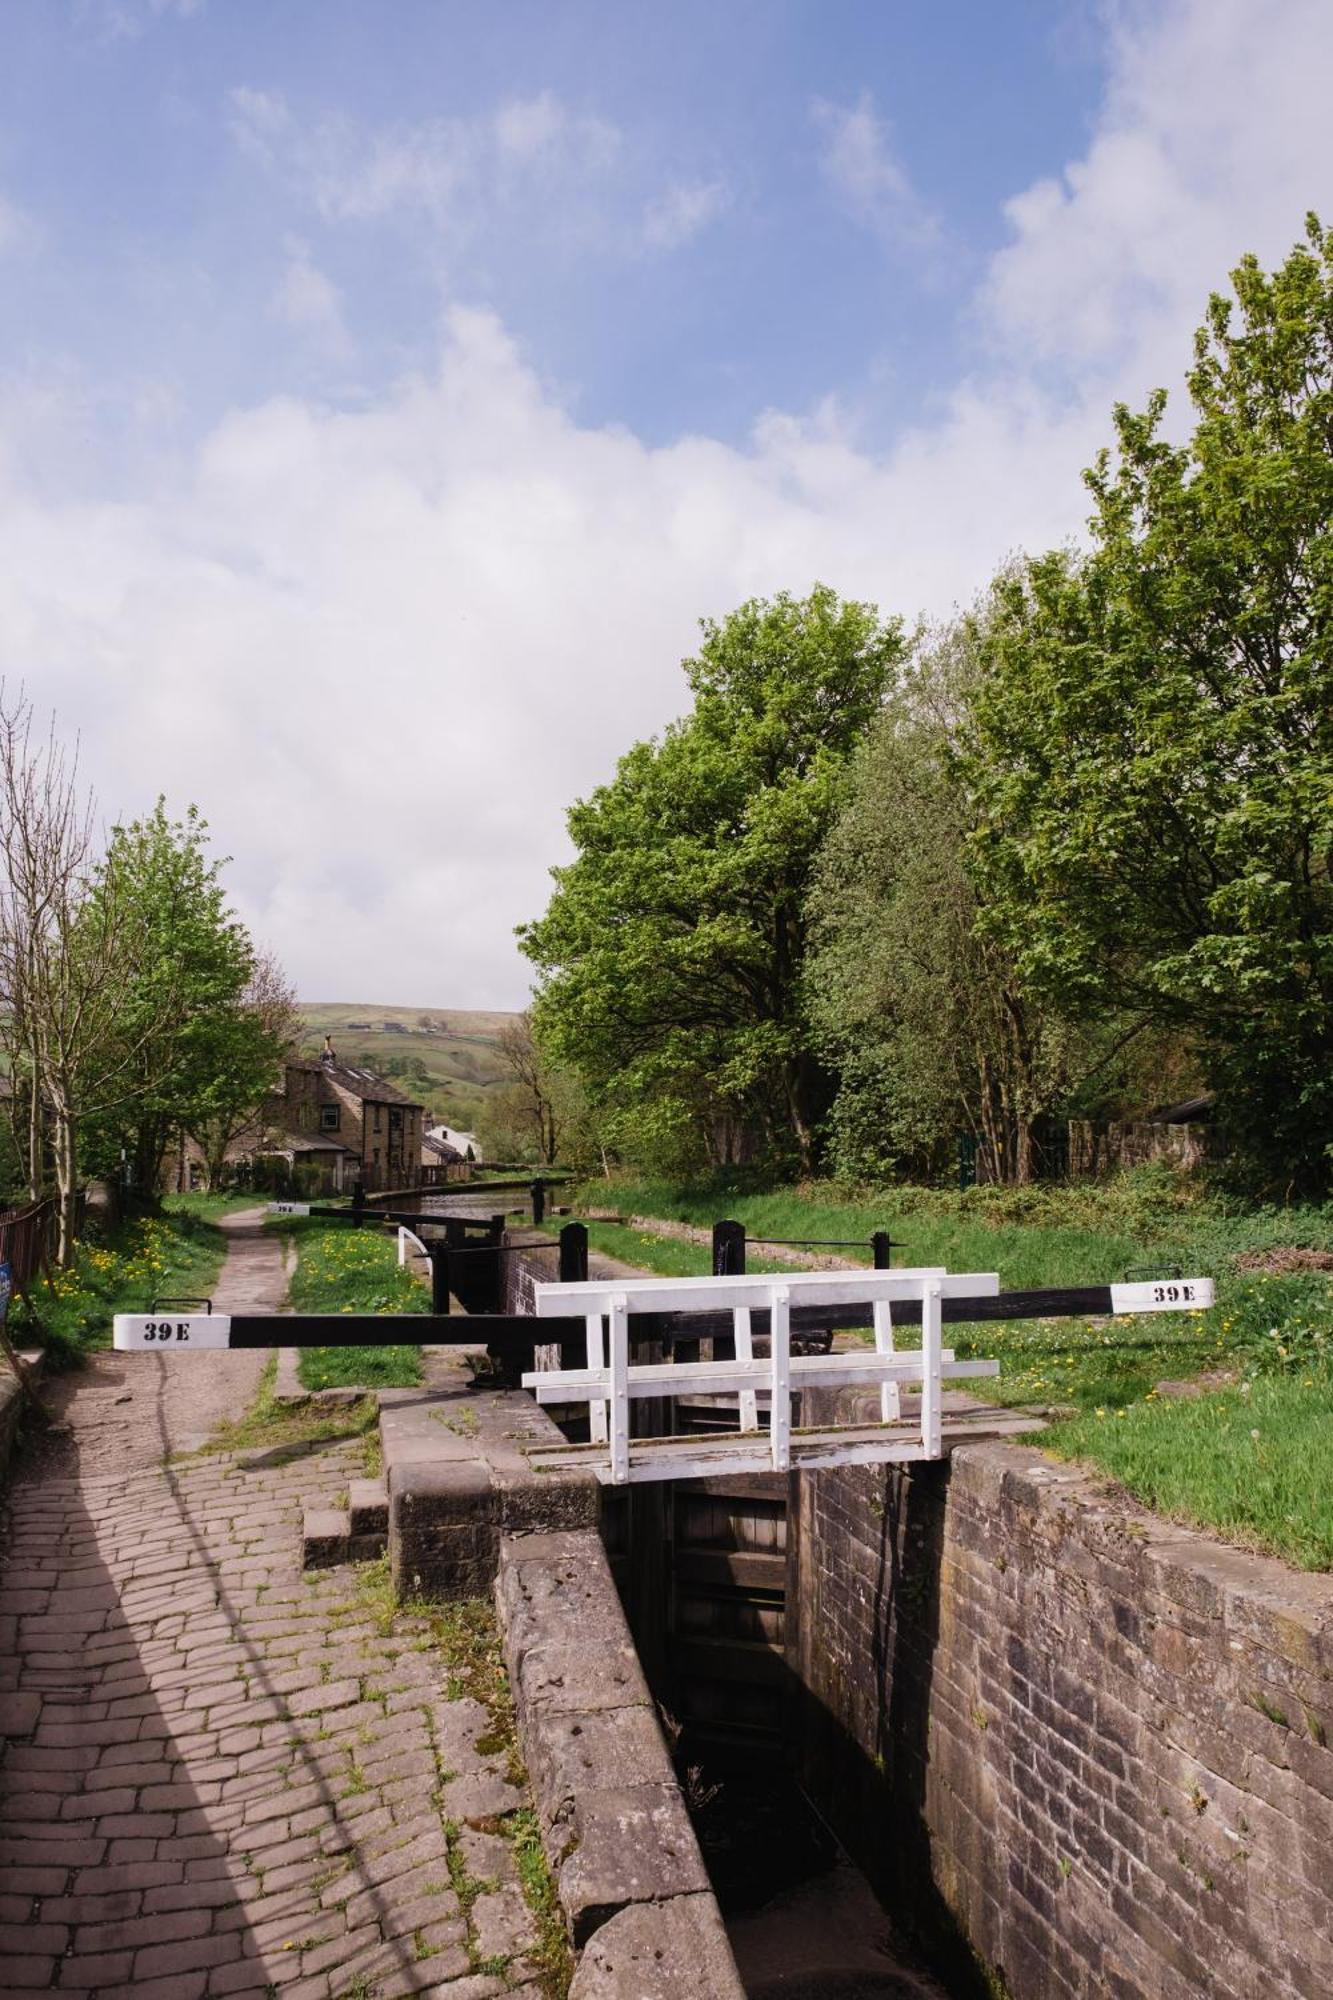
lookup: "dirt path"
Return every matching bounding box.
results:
[0,1213,545,1997]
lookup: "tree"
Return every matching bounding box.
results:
[82,803,266,1194]
[809,612,1106,1184]
[520,586,905,1174]
[495,1013,561,1166]
[970,218,1333,1192]
[186,953,300,1190]
[0,691,134,1261]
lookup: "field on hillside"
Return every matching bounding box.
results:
[297,1001,518,1128]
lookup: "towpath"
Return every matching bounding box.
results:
[0,1208,543,1997]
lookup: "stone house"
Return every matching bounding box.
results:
[170,1042,425,1194]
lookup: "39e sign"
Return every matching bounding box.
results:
[113,1315,234,1350]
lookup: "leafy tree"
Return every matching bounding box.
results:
[83,803,278,1193]
[186,953,300,1190]
[520,586,904,1173]
[809,612,1111,1183]
[970,219,1333,1191]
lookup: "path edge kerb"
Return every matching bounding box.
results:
[379,1342,745,1993]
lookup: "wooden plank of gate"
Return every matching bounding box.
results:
[524,1406,1043,1484]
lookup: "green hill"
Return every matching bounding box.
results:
[297,1002,518,1130]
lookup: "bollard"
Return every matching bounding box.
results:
[872,1230,893,1270]
[431,1245,450,1316]
[558,1222,588,1369]
[530,1177,546,1226]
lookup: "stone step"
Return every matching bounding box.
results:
[348,1477,389,1537]
[302,1507,350,1569]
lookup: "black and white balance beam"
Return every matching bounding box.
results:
[111,1279,1214,1353]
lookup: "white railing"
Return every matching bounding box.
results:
[525,1267,1001,1485]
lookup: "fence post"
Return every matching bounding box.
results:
[872,1230,893,1270]
[530,1177,546,1226]
[431,1246,450,1316]
[352,1181,365,1224]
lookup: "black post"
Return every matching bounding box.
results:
[530,1177,546,1226]
[431,1245,450,1316]
[559,1222,589,1283]
[712,1219,746,1276]
[352,1180,365,1224]
[872,1230,893,1270]
[557,1222,588,1370]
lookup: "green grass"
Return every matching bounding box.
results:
[269,1217,425,1388]
[182,1352,381,1461]
[1046,1375,1333,1570]
[14,1199,232,1364]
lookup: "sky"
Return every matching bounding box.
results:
[0,0,1330,1008]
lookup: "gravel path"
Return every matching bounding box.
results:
[0,1211,545,1997]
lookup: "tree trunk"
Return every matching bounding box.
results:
[52,1097,78,1266]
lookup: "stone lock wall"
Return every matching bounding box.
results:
[792,1441,1333,2000]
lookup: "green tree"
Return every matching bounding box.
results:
[520,586,905,1173]
[970,219,1333,1191]
[83,803,278,1192]
[809,611,1108,1183]
[186,952,300,1190]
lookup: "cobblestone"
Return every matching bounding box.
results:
[0,1215,554,1995]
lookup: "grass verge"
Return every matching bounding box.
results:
[1045,1373,1333,1571]
[13,1198,233,1365]
[180,1352,380,1464]
[268,1216,425,1389]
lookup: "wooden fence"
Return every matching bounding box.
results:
[0,1195,59,1291]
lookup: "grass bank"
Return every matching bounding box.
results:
[267,1216,425,1389]
[574,1170,1333,1569]
[14,1197,234,1364]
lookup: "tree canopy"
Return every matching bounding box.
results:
[969,216,1333,1190]
[520,586,905,1173]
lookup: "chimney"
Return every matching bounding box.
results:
[322,1035,336,1065]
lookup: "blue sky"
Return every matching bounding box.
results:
[0,0,1330,1004]
[0,2,1104,464]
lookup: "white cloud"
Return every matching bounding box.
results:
[269,240,352,357]
[640,178,729,252]
[813,93,940,252]
[4,0,1333,1007]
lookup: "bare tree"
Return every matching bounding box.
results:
[0,690,140,1262]
[496,1012,560,1166]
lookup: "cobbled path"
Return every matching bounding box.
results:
[0,1226,544,1998]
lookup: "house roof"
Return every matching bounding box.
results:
[286,1054,422,1109]
[422,1134,463,1162]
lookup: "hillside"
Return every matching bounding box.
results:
[297,1002,519,1130]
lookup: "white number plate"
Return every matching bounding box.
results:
[268,1201,310,1216]
[113,1315,234,1350]
[1110,1279,1214,1314]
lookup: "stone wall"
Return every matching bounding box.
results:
[791,1440,1333,2000]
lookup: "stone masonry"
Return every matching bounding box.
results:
[792,1439,1333,2000]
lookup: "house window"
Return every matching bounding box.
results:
[389,1108,402,1132]
[320,1104,340,1131]
[373,1106,382,1132]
